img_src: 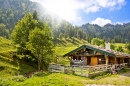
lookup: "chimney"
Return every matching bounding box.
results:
[105,42,110,50]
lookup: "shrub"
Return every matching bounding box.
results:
[11,75,27,82]
[119,67,127,73]
[33,72,49,77]
[0,66,4,71]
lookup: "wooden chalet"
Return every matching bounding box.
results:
[63,43,130,66]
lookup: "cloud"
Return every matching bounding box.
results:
[79,0,125,13]
[29,0,126,25]
[91,18,112,27]
[115,22,123,25]
[85,6,100,13]
[30,0,126,14]
[30,0,84,25]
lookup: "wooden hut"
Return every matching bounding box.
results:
[63,44,130,66]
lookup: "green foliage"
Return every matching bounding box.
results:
[1,71,130,85]
[27,25,54,70]
[0,23,9,38]
[1,0,130,43]
[0,37,36,78]
[81,23,130,43]
[11,75,27,82]
[0,0,87,41]
[0,0,41,30]
[126,43,130,52]
[91,38,104,46]
[11,13,38,46]
[11,11,55,70]
[52,21,87,42]
[11,12,40,63]
[33,10,39,21]
[116,46,124,52]
[33,72,49,77]
[0,36,15,52]
[110,43,116,50]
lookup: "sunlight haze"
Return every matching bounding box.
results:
[30,0,129,26]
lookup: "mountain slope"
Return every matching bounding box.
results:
[81,23,130,43]
[0,0,87,40]
[0,0,42,29]
[0,37,36,78]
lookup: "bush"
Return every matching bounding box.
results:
[0,66,4,71]
[119,67,127,73]
[33,72,50,77]
[0,51,15,59]
[11,75,27,82]
[0,79,14,86]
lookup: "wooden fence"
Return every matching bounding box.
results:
[48,63,128,77]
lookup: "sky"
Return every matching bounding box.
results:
[30,0,130,26]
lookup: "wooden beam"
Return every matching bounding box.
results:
[106,57,109,65]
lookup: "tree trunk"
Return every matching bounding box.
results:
[38,56,41,71]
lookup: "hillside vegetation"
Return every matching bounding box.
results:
[0,37,36,78]
[55,37,88,55]
[0,37,130,85]
[1,0,130,44]
[0,0,130,85]
[0,36,88,78]
[81,23,130,43]
[1,72,130,86]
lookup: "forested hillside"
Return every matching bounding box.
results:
[81,23,130,43]
[1,0,130,43]
[0,0,41,29]
[0,0,42,38]
[0,0,87,40]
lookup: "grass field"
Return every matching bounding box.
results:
[0,36,130,85]
[1,71,130,86]
[54,38,88,65]
[55,37,88,55]
[0,37,36,78]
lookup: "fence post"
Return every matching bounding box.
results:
[81,66,82,75]
[64,66,66,73]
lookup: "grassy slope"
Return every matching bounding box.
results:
[0,37,35,78]
[54,38,88,65]
[1,72,130,86]
[55,38,129,56]
[115,43,128,53]
[0,37,87,78]
[1,37,130,85]
[55,37,88,55]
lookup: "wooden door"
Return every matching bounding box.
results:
[90,57,98,66]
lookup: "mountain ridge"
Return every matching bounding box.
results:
[81,22,130,43]
[0,0,130,43]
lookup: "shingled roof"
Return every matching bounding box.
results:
[63,44,130,58]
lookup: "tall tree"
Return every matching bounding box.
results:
[27,26,54,70]
[11,13,38,54]
[0,23,9,38]
[33,10,39,21]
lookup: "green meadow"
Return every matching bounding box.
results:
[0,37,130,86]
